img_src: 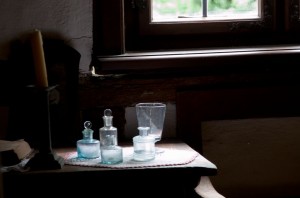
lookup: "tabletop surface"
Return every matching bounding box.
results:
[52,140,217,173]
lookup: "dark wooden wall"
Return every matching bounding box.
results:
[78,48,300,151]
[3,44,300,150]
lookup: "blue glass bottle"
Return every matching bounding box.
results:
[99,109,123,164]
[77,121,100,159]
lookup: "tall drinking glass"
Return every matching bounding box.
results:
[135,102,166,153]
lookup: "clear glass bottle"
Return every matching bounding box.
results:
[133,126,156,161]
[77,121,100,159]
[99,109,123,164]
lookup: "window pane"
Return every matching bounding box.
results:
[208,0,258,18]
[152,0,203,21]
[152,0,259,22]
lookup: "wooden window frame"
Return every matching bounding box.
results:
[286,0,300,31]
[92,0,300,74]
[137,0,269,36]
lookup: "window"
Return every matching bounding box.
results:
[125,0,292,51]
[92,0,300,73]
[140,0,261,34]
[152,0,259,21]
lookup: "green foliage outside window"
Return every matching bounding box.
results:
[152,0,257,19]
[208,0,257,13]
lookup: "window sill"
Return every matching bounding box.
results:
[93,44,300,76]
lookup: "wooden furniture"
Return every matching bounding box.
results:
[1,141,217,198]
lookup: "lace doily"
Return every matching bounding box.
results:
[62,146,199,169]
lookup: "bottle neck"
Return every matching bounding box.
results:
[103,116,113,127]
[83,129,93,140]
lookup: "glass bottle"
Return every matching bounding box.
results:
[133,126,156,161]
[77,121,100,159]
[99,109,123,164]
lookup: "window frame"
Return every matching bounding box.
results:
[138,0,268,36]
[92,0,300,74]
[286,0,300,32]
[125,0,279,52]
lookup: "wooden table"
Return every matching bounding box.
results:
[1,141,217,198]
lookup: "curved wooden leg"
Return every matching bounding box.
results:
[194,176,225,198]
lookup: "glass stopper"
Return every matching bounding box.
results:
[84,121,92,129]
[104,109,112,116]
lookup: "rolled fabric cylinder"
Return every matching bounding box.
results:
[0,139,32,160]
